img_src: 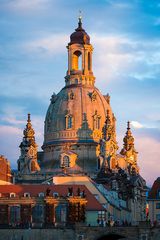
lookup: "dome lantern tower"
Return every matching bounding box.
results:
[65,16,95,86]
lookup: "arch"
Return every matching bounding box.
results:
[96,234,126,240]
[88,52,91,70]
[65,114,73,129]
[72,50,82,70]
[63,155,70,167]
[93,112,101,130]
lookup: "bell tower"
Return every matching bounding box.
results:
[65,16,95,86]
[17,114,40,174]
[120,121,139,174]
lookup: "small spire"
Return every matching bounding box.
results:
[27,113,31,122]
[127,121,130,130]
[105,110,111,125]
[78,10,82,28]
[83,113,87,121]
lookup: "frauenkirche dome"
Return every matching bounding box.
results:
[42,17,116,175]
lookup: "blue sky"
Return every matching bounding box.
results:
[0,0,160,186]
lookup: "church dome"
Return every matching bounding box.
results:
[44,85,113,145]
[70,17,90,45]
[42,19,116,174]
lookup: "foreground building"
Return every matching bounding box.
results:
[1,18,147,227]
[0,184,102,227]
[148,177,160,225]
[0,155,12,184]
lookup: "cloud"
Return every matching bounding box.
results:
[3,0,52,12]
[0,114,44,169]
[90,34,160,88]
[131,121,143,129]
[24,34,68,56]
[108,1,133,9]
[136,135,160,186]
[1,117,25,125]
[0,125,22,168]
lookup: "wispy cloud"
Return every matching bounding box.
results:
[0,114,44,168]
[109,1,133,10]
[24,34,68,56]
[3,0,52,12]
[0,125,22,168]
[91,34,160,87]
[131,121,143,129]
[136,135,160,186]
[1,117,25,125]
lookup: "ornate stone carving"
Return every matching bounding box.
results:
[120,121,139,174]
[50,92,57,104]
[99,110,118,171]
[104,93,110,104]
[17,114,40,174]
[68,90,75,100]
[88,90,97,101]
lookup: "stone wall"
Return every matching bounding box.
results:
[0,225,160,240]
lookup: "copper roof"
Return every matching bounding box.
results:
[70,20,90,45]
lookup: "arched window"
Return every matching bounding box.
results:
[96,117,101,129]
[63,156,70,168]
[93,111,101,130]
[68,116,72,128]
[32,205,44,223]
[24,192,30,197]
[65,115,73,129]
[10,193,16,198]
[88,52,91,70]
[72,50,82,71]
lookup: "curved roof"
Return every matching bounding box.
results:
[70,19,90,45]
[44,85,113,145]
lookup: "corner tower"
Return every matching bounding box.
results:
[120,122,139,174]
[43,18,115,175]
[17,114,40,174]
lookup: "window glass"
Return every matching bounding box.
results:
[156,214,160,221]
[63,156,70,168]
[32,205,44,223]
[55,204,67,223]
[10,206,20,224]
[156,203,160,209]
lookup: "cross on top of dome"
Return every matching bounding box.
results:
[70,14,90,45]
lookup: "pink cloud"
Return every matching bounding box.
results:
[0,125,22,168]
[136,135,160,186]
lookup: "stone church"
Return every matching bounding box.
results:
[17,17,140,179]
[0,18,147,228]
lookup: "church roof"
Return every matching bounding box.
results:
[148,177,160,199]
[70,17,90,45]
[0,184,104,211]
